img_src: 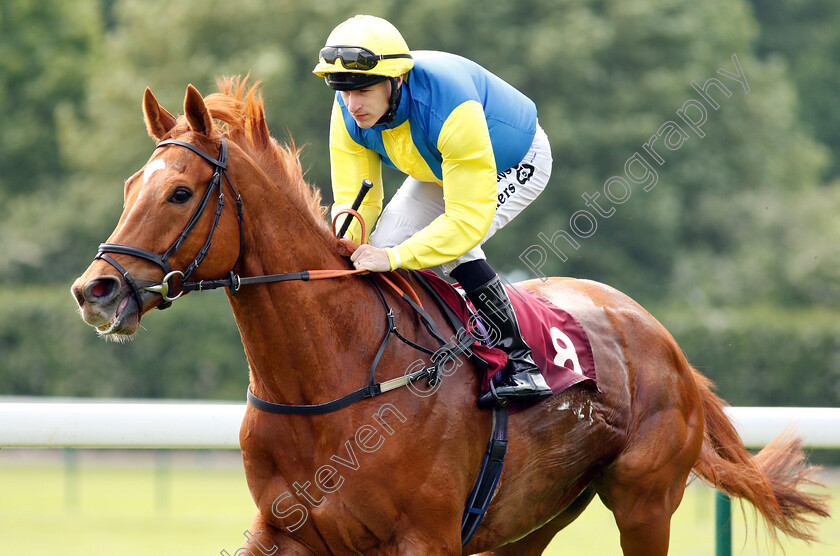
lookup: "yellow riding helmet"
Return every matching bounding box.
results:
[312,14,414,81]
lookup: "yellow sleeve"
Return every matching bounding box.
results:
[392,101,497,269]
[328,99,383,243]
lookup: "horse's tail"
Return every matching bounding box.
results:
[690,369,830,543]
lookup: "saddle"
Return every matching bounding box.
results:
[412,269,598,405]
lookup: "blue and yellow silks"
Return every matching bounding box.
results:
[330,51,537,270]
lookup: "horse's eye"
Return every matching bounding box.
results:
[168,187,193,204]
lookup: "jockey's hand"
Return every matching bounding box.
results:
[350,244,391,272]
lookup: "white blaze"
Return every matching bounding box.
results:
[143,159,167,184]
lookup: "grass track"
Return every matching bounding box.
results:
[0,452,837,555]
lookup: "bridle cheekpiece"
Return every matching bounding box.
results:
[95,136,244,312]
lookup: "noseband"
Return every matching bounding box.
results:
[95,136,244,312]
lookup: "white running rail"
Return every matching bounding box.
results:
[1,397,839,449]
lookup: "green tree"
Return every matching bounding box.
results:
[0,0,103,280]
[0,0,102,195]
[750,0,840,178]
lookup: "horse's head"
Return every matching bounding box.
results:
[71,85,242,339]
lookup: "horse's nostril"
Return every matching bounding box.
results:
[83,277,120,303]
[91,282,108,298]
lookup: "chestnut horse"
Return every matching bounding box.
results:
[71,79,828,555]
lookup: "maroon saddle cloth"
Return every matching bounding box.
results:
[417,270,598,402]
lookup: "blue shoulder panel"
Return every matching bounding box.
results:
[407,52,538,173]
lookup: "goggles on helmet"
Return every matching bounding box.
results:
[319,45,412,71]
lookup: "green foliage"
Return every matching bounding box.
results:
[657,303,840,407]
[669,184,840,308]
[0,0,102,196]
[0,0,104,280]
[751,0,840,177]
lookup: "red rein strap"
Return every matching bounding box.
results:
[332,208,368,245]
[309,208,424,310]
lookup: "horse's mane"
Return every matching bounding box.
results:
[192,76,338,247]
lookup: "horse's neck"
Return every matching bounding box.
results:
[226,185,382,405]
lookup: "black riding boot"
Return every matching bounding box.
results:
[467,275,553,408]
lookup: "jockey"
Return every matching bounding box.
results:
[314,14,553,408]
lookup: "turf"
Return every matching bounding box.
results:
[0,451,836,555]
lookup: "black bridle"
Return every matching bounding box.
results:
[95,136,244,312]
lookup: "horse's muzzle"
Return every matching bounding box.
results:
[71,272,145,338]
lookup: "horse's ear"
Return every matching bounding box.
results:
[143,88,177,141]
[184,84,213,137]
